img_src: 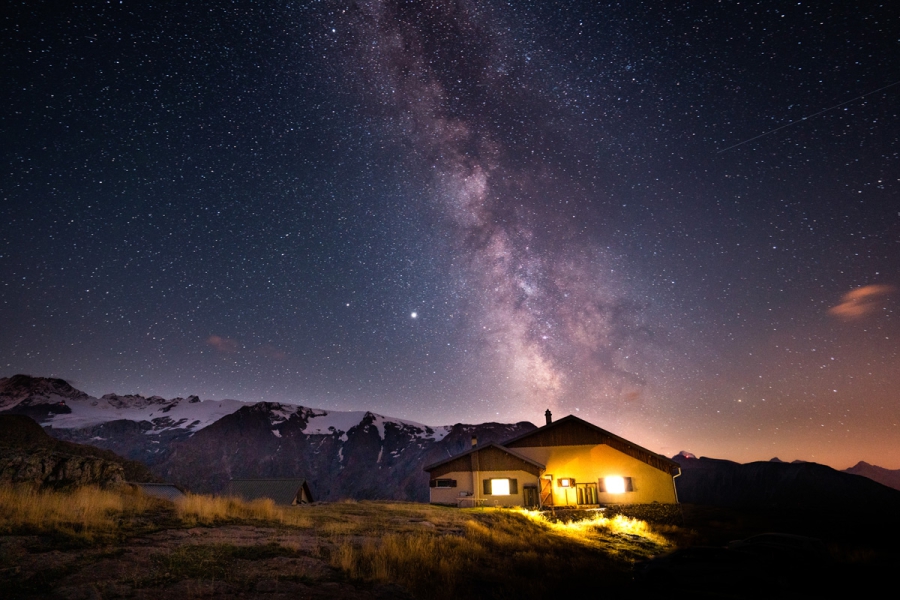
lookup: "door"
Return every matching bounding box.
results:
[576,483,598,505]
[523,485,539,508]
[540,477,553,507]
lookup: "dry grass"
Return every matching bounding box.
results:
[0,484,164,541]
[1,485,677,598]
[0,485,313,542]
[326,505,672,598]
[174,493,312,528]
[516,508,670,549]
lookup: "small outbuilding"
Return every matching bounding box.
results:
[129,482,186,502]
[228,478,314,505]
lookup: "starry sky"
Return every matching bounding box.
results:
[2,1,898,468]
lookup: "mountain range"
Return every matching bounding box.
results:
[3,375,899,506]
[0,374,534,500]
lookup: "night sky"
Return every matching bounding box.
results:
[2,1,898,468]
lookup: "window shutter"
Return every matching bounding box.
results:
[429,479,437,488]
[483,479,492,495]
[625,477,634,492]
[451,479,457,488]
[597,478,606,492]
[510,479,518,494]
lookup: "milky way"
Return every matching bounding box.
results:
[1,1,898,467]
[337,1,658,417]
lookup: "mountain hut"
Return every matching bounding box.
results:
[424,412,680,507]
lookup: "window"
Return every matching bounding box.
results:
[482,478,518,495]
[429,479,456,488]
[598,476,634,493]
[557,477,575,488]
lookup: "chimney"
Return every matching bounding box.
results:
[471,435,478,448]
[545,409,552,425]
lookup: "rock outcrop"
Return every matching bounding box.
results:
[0,447,126,488]
[0,414,156,488]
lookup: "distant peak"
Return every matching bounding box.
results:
[674,451,697,459]
[0,374,88,401]
[769,457,784,463]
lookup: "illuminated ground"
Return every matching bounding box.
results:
[1,487,895,598]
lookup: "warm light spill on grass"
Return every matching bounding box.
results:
[514,508,670,548]
[327,506,672,598]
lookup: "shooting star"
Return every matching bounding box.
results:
[718,79,900,154]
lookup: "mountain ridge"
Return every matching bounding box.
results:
[671,453,900,517]
[1,375,537,500]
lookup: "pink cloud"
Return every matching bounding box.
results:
[206,335,239,353]
[828,285,895,320]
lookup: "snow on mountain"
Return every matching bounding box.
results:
[0,374,87,410]
[46,394,249,432]
[299,408,451,442]
[2,375,533,500]
[155,401,537,500]
[1,375,452,441]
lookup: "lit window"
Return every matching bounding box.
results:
[483,478,518,495]
[491,478,510,495]
[604,476,626,494]
[558,477,575,488]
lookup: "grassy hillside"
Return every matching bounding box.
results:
[2,484,896,598]
[0,484,669,598]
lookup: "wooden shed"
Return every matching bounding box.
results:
[228,478,314,505]
[129,482,186,502]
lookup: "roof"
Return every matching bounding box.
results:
[228,478,314,505]
[502,415,680,474]
[129,482,186,502]
[424,442,545,477]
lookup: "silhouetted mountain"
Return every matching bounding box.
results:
[844,461,900,492]
[672,454,900,518]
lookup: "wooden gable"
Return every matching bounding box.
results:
[229,478,314,505]
[504,416,678,474]
[425,443,543,478]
